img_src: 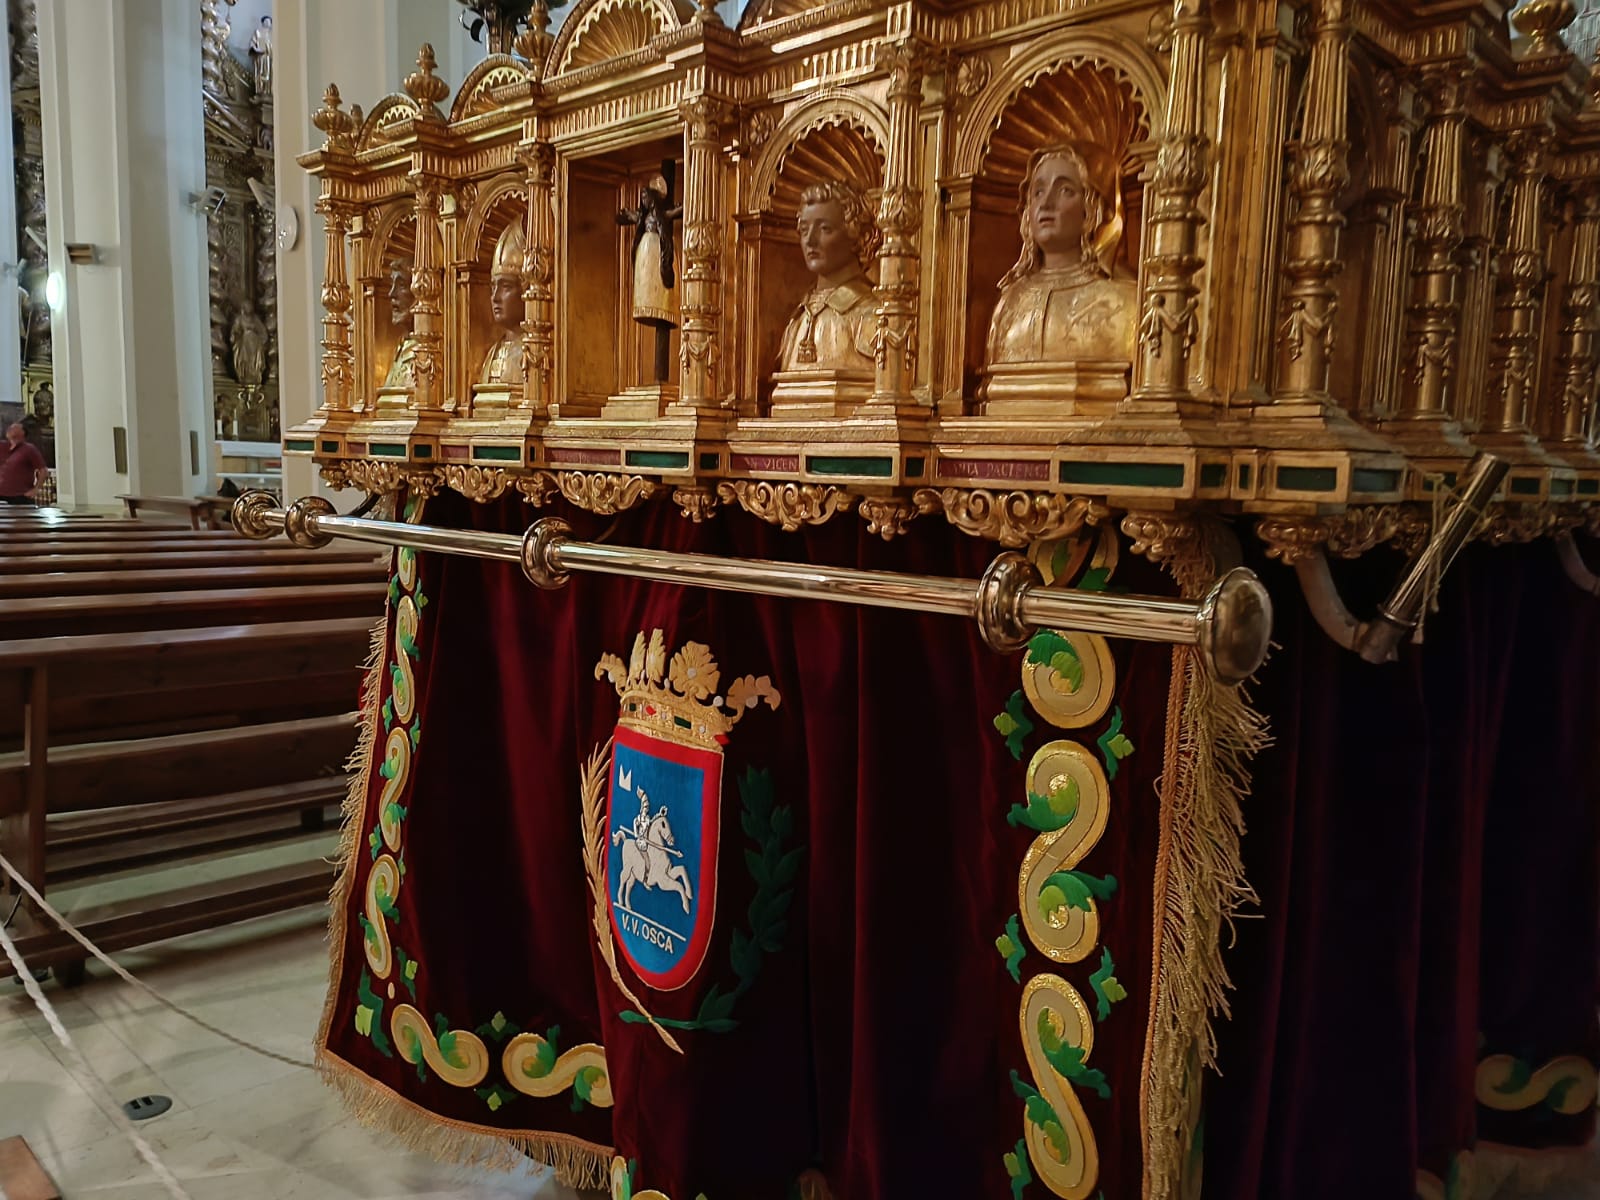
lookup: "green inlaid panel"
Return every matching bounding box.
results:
[626,450,692,470]
[807,455,895,478]
[1351,468,1401,493]
[370,442,409,458]
[1199,463,1226,489]
[1276,466,1338,492]
[285,439,314,452]
[473,445,522,462]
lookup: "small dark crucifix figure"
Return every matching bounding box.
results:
[616,162,683,384]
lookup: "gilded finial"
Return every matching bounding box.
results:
[404,43,451,111]
[513,0,554,68]
[694,0,723,25]
[1511,0,1577,58]
[312,83,357,150]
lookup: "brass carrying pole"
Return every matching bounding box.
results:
[233,492,1273,684]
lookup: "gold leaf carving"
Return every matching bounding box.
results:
[442,464,512,504]
[913,488,1091,549]
[1253,516,1332,566]
[556,472,658,515]
[673,486,720,523]
[858,496,916,541]
[715,480,857,532]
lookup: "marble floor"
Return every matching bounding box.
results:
[0,908,594,1199]
[1,899,1596,1200]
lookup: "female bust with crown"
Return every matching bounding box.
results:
[982,142,1137,408]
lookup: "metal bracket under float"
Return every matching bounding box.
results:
[232,492,1274,686]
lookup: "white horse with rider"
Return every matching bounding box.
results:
[613,782,694,914]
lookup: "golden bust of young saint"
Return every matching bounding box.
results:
[777,179,881,373]
[985,143,1136,369]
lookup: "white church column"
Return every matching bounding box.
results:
[0,33,21,413]
[37,0,212,510]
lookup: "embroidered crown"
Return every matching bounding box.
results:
[596,630,781,750]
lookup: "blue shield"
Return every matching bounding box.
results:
[606,724,721,991]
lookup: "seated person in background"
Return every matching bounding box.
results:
[0,422,47,505]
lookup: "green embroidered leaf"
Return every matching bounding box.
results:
[354,1006,373,1037]
[1493,1057,1534,1095]
[1007,779,1080,833]
[1049,650,1084,692]
[1037,1011,1111,1100]
[367,828,381,860]
[1089,948,1126,1021]
[395,948,418,999]
[770,803,795,842]
[1079,566,1111,592]
[398,630,418,660]
[730,929,763,986]
[415,591,428,609]
[376,889,400,922]
[769,845,804,889]
[1049,539,1074,582]
[1010,1072,1071,1164]
[474,1084,516,1113]
[995,691,1035,761]
[357,914,377,949]
[356,970,392,1058]
[996,914,1026,983]
[1544,1075,1579,1112]
[1026,630,1072,670]
[573,1064,604,1110]
[1004,1137,1034,1200]
[382,697,394,729]
[1039,871,1117,920]
[1095,708,1135,780]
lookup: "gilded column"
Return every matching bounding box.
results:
[1133,0,1213,403]
[521,140,556,413]
[871,39,926,410]
[1398,64,1471,421]
[409,175,446,413]
[1272,0,1350,407]
[1553,188,1600,444]
[678,95,730,410]
[315,196,355,413]
[1483,128,1553,436]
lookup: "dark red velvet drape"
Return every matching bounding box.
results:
[1204,536,1600,1198]
[319,490,1179,1200]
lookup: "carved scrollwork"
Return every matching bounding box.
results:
[913,488,1093,549]
[1254,516,1332,565]
[673,486,720,523]
[322,460,443,499]
[515,472,560,506]
[716,481,857,532]
[1479,503,1559,547]
[1121,512,1212,596]
[443,464,512,503]
[555,472,658,515]
[858,496,916,541]
[1323,506,1403,558]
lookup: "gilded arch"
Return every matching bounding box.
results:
[747,90,891,213]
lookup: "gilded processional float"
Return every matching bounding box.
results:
[243,1,1600,1197]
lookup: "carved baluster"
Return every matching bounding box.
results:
[521,141,556,413]
[1273,0,1351,407]
[1398,63,1471,421]
[1484,129,1553,436]
[1554,189,1600,444]
[678,96,730,410]
[316,197,355,412]
[872,40,927,409]
[1133,0,1213,402]
[409,176,446,412]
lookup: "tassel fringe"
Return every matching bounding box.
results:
[1144,646,1272,1200]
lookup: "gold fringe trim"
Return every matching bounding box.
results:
[319,1049,613,1191]
[1142,645,1271,1200]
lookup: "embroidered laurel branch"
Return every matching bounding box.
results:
[618,765,801,1035]
[580,740,683,1055]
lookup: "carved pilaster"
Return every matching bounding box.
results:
[1554,190,1600,443]
[871,40,927,409]
[1484,129,1554,436]
[1272,0,1351,408]
[521,140,557,413]
[409,176,446,413]
[1399,63,1471,420]
[315,197,356,412]
[1133,0,1213,403]
[678,96,731,410]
